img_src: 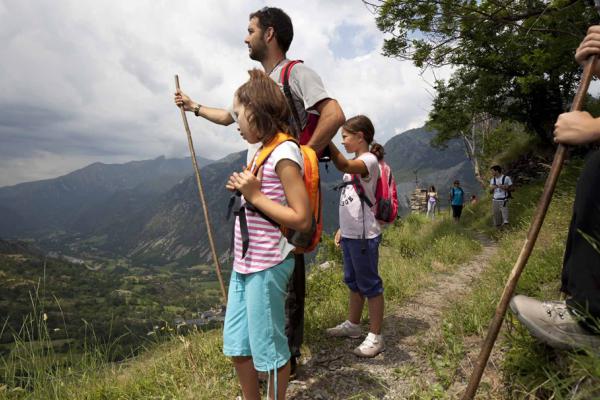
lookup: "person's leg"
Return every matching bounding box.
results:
[511,150,600,349]
[232,356,260,400]
[327,238,363,338]
[492,200,501,227]
[426,201,432,219]
[352,235,385,357]
[456,205,463,221]
[223,271,257,397]
[501,201,509,225]
[267,362,291,400]
[348,290,365,325]
[246,258,294,399]
[285,255,305,365]
[562,149,600,331]
[367,294,384,335]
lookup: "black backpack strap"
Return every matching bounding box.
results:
[281,60,304,138]
[352,175,373,208]
[227,192,250,258]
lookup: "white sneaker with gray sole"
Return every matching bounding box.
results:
[509,294,600,351]
[353,333,385,358]
[326,320,362,338]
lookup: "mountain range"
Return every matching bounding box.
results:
[0,127,479,267]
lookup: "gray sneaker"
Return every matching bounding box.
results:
[509,295,600,350]
[326,320,362,338]
[353,333,385,358]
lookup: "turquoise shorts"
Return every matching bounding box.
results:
[223,256,294,372]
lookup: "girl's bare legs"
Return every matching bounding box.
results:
[267,361,290,400]
[367,294,384,334]
[348,290,365,325]
[233,356,260,400]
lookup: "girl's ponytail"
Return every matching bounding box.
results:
[370,142,384,160]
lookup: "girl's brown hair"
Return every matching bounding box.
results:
[235,69,290,142]
[343,115,385,160]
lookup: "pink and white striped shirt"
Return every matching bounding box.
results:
[233,142,303,274]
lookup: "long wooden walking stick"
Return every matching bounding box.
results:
[175,75,228,305]
[461,49,599,400]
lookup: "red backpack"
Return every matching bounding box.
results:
[373,160,399,223]
[335,160,399,224]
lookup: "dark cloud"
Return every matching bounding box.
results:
[0,0,443,187]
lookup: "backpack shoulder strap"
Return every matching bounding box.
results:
[352,175,373,208]
[250,132,297,175]
[280,60,304,137]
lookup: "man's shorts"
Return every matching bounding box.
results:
[340,236,383,298]
[223,255,294,372]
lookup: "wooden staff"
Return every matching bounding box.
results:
[175,75,227,304]
[461,55,598,399]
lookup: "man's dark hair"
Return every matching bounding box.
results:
[250,7,294,53]
[491,165,502,173]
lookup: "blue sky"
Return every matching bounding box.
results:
[0,0,450,187]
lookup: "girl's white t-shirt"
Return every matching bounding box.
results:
[338,152,381,239]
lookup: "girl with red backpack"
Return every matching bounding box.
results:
[223,70,312,400]
[326,115,386,358]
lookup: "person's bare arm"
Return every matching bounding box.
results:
[328,142,368,176]
[174,89,234,126]
[306,98,345,154]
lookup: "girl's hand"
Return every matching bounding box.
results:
[228,168,263,201]
[334,229,341,248]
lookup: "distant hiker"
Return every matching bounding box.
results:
[470,194,478,206]
[174,6,345,375]
[326,115,385,358]
[426,185,438,220]
[449,180,465,222]
[489,165,512,228]
[510,26,600,350]
[222,70,312,399]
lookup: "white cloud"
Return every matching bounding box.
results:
[0,0,451,187]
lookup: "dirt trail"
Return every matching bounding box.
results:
[288,235,500,399]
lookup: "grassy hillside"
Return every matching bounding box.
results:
[407,156,600,398]
[1,213,483,399]
[2,146,598,399]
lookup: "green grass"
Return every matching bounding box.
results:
[1,211,485,399]
[408,157,600,399]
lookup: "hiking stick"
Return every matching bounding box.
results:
[461,57,598,400]
[175,75,228,305]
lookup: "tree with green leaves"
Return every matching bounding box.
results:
[367,0,598,183]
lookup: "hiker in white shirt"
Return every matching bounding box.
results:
[489,165,513,228]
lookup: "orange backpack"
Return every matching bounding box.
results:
[229,132,322,256]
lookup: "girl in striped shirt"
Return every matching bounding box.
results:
[223,70,311,400]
